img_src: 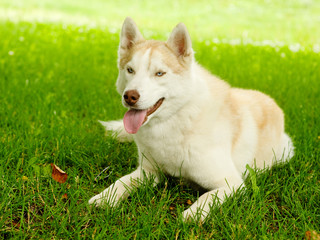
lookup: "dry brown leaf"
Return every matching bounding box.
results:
[306,230,320,240]
[51,163,68,183]
[186,199,192,205]
[306,231,311,240]
[12,220,20,228]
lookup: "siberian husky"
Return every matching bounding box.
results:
[89,17,294,221]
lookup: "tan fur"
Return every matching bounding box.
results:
[120,40,188,74]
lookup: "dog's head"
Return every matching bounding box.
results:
[116,17,195,134]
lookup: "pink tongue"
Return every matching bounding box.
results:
[123,109,148,134]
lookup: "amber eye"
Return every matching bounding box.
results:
[155,71,166,77]
[127,67,134,74]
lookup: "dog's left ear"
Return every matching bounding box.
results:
[167,23,193,58]
[119,17,144,51]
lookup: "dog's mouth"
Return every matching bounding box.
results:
[123,98,164,134]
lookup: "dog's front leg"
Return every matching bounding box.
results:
[182,167,243,222]
[89,168,157,207]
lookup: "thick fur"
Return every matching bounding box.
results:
[89,17,294,222]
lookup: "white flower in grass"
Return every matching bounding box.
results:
[289,43,301,52]
[222,38,228,44]
[108,27,117,34]
[280,52,286,58]
[275,41,285,47]
[313,44,320,53]
[229,39,241,46]
[243,38,253,45]
[8,51,14,56]
[212,38,220,44]
[19,36,24,42]
[262,40,275,47]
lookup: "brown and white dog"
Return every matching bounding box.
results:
[89,17,294,222]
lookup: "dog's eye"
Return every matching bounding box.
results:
[127,67,134,74]
[155,71,166,77]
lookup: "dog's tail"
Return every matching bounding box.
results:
[274,133,294,163]
[99,120,133,142]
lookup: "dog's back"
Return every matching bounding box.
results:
[228,88,293,170]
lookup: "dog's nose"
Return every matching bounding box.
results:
[124,90,140,106]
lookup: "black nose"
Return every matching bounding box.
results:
[124,90,140,106]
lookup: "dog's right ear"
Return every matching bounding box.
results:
[167,23,193,59]
[119,17,144,52]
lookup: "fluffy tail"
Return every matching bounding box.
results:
[99,120,133,142]
[277,133,294,162]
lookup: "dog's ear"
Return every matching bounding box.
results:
[167,23,193,58]
[119,17,144,51]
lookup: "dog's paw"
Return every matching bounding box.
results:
[88,192,120,208]
[88,183,127,208]
[182,207,197,222]
[88,193,105,207]
[88,190,114,208]
[182,206,207,223]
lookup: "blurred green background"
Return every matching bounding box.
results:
[1,0,320,45]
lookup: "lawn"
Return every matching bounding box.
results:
[0,1,319,239]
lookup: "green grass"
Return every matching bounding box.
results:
[0,1,320,239]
